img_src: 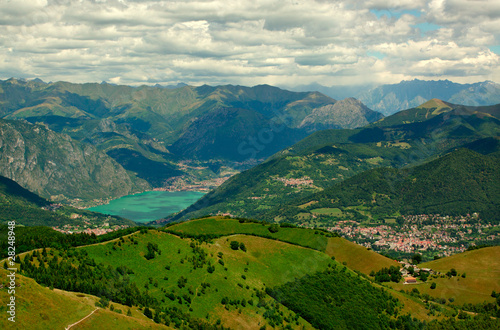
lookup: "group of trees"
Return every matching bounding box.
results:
[266,265,403,329]
[0,225,140,258]
[230,241,247,252]
[370,266,402,283]
[144,242,161,260]
[20,248,158,308]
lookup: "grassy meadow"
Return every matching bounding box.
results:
[81,228,329,328]
[168,216,330,251]
[8,217,499,329]
[387,246,500,306]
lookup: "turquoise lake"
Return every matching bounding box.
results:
[87,191,206,223]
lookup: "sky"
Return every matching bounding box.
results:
[0,0,499,87]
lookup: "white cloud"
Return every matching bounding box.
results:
[0,0,498,86]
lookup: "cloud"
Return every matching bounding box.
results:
[0,0,498,87]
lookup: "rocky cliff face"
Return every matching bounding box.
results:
[0,119,150,201]
[299,98,383,132]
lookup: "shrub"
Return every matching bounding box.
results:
[144,307,153,319]
[268,224,280,233]
[230,241,240,250]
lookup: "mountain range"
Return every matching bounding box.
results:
[1,77,500,208]
[0,77,499,329]
[0,78,383,200]
[165,99,500,224]
[291,79,500,116]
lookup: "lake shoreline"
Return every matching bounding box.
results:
[86,190,206,223]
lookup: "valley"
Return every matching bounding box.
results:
[4,0,500,327]
[1,78,499,329]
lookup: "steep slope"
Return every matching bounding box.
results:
[268,149,500,224]
[170,107,307,161]
[357,79,500,116]
[299,97,383,132]
[0,79,386,189]
[0,118,149,201]
[0,268,169,330]
[167,102,500,223]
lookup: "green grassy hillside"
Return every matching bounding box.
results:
[168,216,399,275]
[325,237,399,274]
[168,216,331,251]
[0,268,169,330]
[263,148,500,225]
[10,217,500,328]
[410,246,500,305]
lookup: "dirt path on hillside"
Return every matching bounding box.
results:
[65,308,99,329]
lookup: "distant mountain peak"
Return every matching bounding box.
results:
[417,98,453,112]
[298,97,383,131]
[357,80,500,116]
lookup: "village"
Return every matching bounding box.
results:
[326,213,500,259]
[273,175,315,187]
[52,220,131,236]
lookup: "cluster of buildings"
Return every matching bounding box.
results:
[325,214,499,257]
[273,176,314,187]
[41,203,63,211]
[159,175,231,192]
[52,222,130,236]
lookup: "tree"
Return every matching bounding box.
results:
[144,307,153,319]
[239,242,247,252]
[420,272,428,282]
[268,224,280,233]
[430,282,437,289]
[230,241,240,250]
[412,254,422,265]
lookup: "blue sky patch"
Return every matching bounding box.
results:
[367,51,386,60]
[370,9,421,19]
[412,22,442,34]
[490,45,500,55]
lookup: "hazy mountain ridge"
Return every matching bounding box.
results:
[290,79,500,116]
[358,80,500,116]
